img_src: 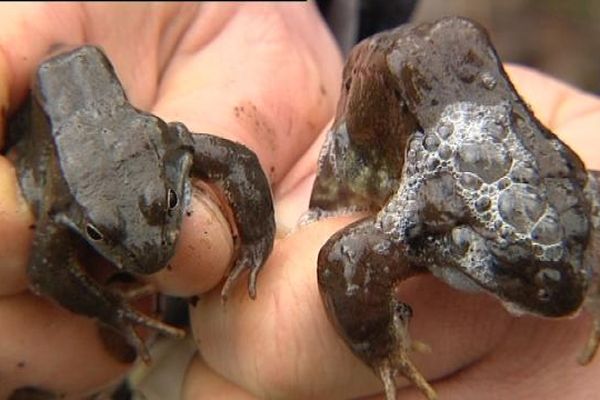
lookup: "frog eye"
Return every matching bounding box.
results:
[167,189,178,210]
[86,223,104,241]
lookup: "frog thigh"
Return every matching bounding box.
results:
[168,123,275,300]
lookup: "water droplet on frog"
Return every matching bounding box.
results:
[531,214,562,244]
[437,123,454,139]
[498,184,545,232]
[438,143,453,160]
[475,195,491,211]
[423,134,440,151]
[407,148,417,161]
[497,177,512,190]
[480,72,497,90]
[456,140,512,183]
[459,172,483,190]
[426,156,440,171]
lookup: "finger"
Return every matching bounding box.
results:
[0,3,197,114]
[147,191,234,296]
[0,48,32,295]
[150,3,342,296]
[0,292,132,399]
[182,355,260,400]
[505,64,600,169]
[428,314,597,399]
[189,216,518,399]
[152,2,342,185]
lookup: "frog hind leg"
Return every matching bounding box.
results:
[27,217,184,362]
[175,124,275,300]
[317,217,437,400]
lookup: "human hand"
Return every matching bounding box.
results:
[0,2,341,397]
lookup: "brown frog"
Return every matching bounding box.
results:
[307,17,600,399]
[5,46,275,361]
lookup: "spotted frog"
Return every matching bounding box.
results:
[6,46,275,361]
[308,17,600,399]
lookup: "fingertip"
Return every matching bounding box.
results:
[0,292,132,399]
[0,157,33,296]
[148,189,234,297]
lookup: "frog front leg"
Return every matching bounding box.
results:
[168,123,275,300]
[28,216,184,362]
[317,216,436,400]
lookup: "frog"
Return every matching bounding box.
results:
[5,45,275,361]
[307,16,600,400]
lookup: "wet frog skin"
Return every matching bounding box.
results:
[6,46,275,361]
[308,17,600,399]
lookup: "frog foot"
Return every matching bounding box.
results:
[103,278,186,362]
[220,236,273,301]
[110,300,185,363]
[377,300,437,400]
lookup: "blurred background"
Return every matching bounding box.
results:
[414,0,600,94]
[318,0,600,94]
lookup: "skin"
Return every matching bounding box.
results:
[0,2,599,399]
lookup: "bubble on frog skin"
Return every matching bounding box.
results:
[456,140,512,183]
[438,143,453,160]
[497,177,512,190]
[474,195,491,212]
[459,172,484,190]
[538,244,564,261]
[531,213,563,245]
[407,148,418,162]
[437,122,454,139]
[498,183,545,233]
[480,71,497,90]
[426,156,440,171]
[423,134,440,151]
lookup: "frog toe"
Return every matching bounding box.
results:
[376,300,437,400]
[221,236,272,301]
[110,302,185,363]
